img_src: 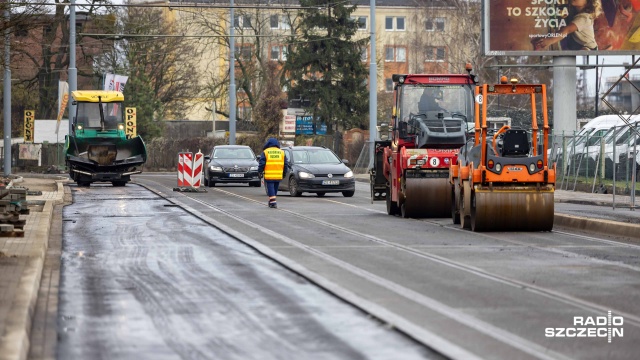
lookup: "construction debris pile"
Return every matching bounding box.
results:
[0,182,29,236]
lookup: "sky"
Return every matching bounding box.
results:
[577,55,640,97]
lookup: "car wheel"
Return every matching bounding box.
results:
[208,179,215,187]
[316,192,326,197]
[289,177,302,197]
[112,181,127,187]
[250,181,261,187]
[204,176,209,186]
[342,190,355,197]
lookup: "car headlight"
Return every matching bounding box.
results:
[210,166,222,172]
[344,170,354,178]
[298,171,315,179]
[250,166,258,171]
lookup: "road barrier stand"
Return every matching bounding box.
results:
[174,151,207,192]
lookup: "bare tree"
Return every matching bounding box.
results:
[91,4,205,138]
[2,1,117,124]
[185,0,301,121]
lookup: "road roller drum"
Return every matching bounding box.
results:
[402,178,451,218]
[470,188,554,232]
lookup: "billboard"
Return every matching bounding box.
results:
[484,0,640,56]
[295,115,314,135]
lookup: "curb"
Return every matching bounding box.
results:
[554,213,640,243]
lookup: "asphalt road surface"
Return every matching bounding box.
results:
[57,174,640,359]
[57,182,437,360]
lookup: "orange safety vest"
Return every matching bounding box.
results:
[263,148,285,180]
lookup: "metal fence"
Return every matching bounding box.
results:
[549,123,639,209]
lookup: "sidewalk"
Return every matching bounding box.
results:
[0,175,67,360]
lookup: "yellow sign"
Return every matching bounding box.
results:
[24,110,35,143]
[125,107,137,138]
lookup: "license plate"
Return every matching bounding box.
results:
[322,180,339,185]
[228,173,244,178]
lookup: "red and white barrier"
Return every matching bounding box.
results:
[177,152,186,187]
[176,150,205,191]
[191,151,203,188]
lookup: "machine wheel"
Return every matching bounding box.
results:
[386,187,399,215]
[400,203,410,218]
[208,180,216,187]
[451,182,460,225]
[470,190,554,232]
[77,181,90,187]
[316,192,326,197]
[401,178,450,218]
[289,178,302,197]
[112,181,127,187]
[342,190,355,197]
[460,181,472,229]
[250,181,261,187]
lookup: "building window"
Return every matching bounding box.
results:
[351,16,367,30]
[426,18,445,31]
[270,14,290,30]
[271,45,287,61]
[425,46,434,61]
[425,47,445,62]
[240,106,253,121]
[385,47,394,61]
[384,46,406,62]
[385,16,405,31]
[385,79,393,92]
[236,44,253,59]
[360,47,368,61]
[234,14,252,29]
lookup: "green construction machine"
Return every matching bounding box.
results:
[65,90,147,186]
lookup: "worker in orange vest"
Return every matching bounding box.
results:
[258,138,288,208]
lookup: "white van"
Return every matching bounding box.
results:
[560,115,629,174]
[585,116,639,158]
[571,115,630,155]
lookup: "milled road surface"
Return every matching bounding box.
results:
[57,183,436,360]
[130,174,640,360]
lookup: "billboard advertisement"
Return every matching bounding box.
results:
[484,0,640,56]
[295,115,314,135]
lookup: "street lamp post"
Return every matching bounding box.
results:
[229,0,236,145]
[4,5,11,176]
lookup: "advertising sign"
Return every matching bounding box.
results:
[315,122,327,135]
[295,115,314,135]
[484,0,640,55]
[283,114,296,133]
[24,110,34,143]
[125,107,137,138]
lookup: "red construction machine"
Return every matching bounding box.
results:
[450,77,555,231]
[370,67,478,218]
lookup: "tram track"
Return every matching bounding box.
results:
[135,177,640,359]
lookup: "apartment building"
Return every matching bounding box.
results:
[151,1,467,121]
